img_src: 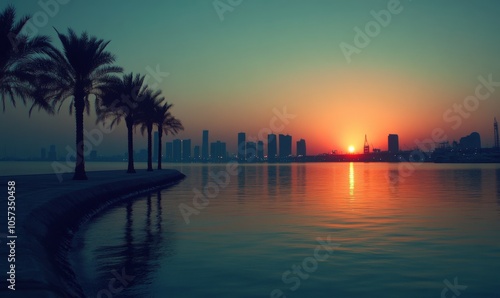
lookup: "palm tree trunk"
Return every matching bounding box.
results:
[73,93,88,180]
[126,117,136,173]
[157,128,163,170]
[147,124,153,171]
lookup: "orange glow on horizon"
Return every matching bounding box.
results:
[348,146,355,153]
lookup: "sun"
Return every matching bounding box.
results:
[348,146,355,153]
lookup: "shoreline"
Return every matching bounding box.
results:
[0,169,185,298]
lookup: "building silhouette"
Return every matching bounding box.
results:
[459,132,481,149]
[153,131,159,162]
[388,134,399,153]
[268,134,277,162]
[238,132,246,162]
[257,141,264,160]
[297,139,306,157]
[202,130,209,161]
[210,141,227,162]
[279,134,292,158]
[182,139,191,162]
[246,141,257,161]
[172,139,181,162]
[193,145,200,162]
[165,142,173,162]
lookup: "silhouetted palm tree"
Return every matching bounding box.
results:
[136,89,163,171]
[0,5,53,113]
[153,103,183,170]
[35,28,122,180]
[97,73,147,173]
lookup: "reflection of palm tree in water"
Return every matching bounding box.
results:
[88,190,176,297]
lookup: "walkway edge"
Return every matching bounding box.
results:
[10,170,185,298]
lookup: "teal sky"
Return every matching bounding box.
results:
[1,0,500,157]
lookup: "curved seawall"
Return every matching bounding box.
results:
[0,170,185,298]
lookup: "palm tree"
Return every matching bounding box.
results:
[0,5,53,113]
[34,28,122,180]
[153,102,183,170]
[97,73,147,173]
[136,89,163,171]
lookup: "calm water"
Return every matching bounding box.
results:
[0,161,150,176]
[69,163,500,298]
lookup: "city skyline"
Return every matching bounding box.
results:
[2,1,500,158]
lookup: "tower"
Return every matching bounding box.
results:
[297,139,306,157]
[238,132,246,162]
[388,134,399,153]
[268,134,277,162]
[202,130,209,161]
[495,118,499,150]
[363,134,370,154]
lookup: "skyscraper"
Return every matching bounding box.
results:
[279,134,292,158]
[172,139,181,162]
[246,141,257,161]
[297,139,306,157]
[388,134,399,153]
[257,141,264,160]
[238,132,246,162]
[268,134,277,162]
[193,145,200,161]
[153,131,159,162]
[210,141,227,162]
[165,142,173,162]
[202,130,209,161]
[182,139,191,162]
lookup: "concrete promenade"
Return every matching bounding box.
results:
[0,169,185,298]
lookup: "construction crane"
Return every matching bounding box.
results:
[364,134,370,154]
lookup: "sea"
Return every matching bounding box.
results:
[2,161,499,297]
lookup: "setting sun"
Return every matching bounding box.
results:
[348,145,355,153]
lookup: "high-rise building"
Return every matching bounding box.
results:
[40,148,46,160]
[257,141,264,160]
[297,139,306,157]
[153,131,159,162]
[193,145,200,161]
[210,141,227,162]
[246,142,257,161]
[268,134,277,162]
[165,142,173,162]
[238,132,246,162]
[210,142,217,161]
[182,139,191,162]
[388,134,399,153]
[279,134,292,158]
[172,139,182,162]
[202,130,209,161]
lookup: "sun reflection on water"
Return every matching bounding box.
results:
[349,162,355,197]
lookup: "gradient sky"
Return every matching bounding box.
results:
[1,0,500,157]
